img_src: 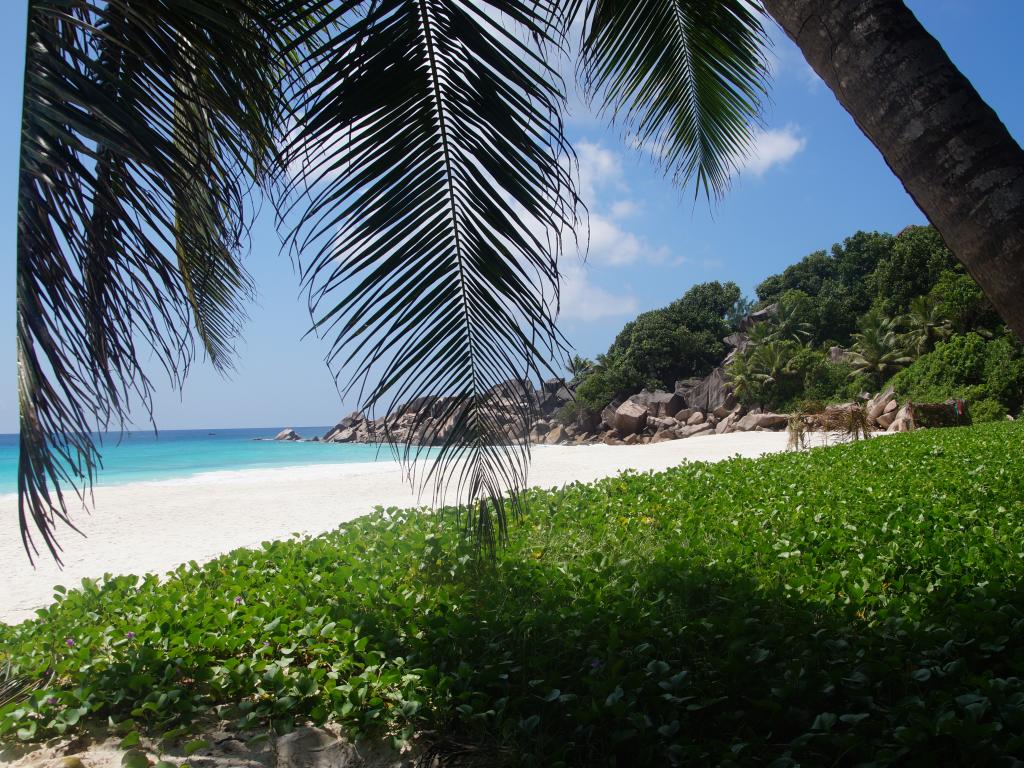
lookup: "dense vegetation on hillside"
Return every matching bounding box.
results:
[2,423,1023,765]
[574,281,742,412]
[572,226,1024,420]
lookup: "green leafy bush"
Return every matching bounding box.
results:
[574,282,740,411]
[890,332,1024,416]
[969,397,1007,423]
[3,424,1024,765]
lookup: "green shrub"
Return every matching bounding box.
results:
[801,357,866,405]
[553,401,578,425]
[890,332,1024,415]
[574,360,642,412]
[3,424,1024,766]
[970,397,1007,423]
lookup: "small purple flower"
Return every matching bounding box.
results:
[64,638,75,648]
[234,596,244,605]
[125,631,136,640]
[45,696,59,706]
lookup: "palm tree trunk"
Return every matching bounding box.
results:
[762,0,1024,339]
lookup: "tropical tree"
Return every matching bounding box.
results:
[848,312,914,383]
[771,293,814,344]
[763,0,1024,339]
[745,319,777,348]
[725,296,756,331]
[901,295,953,357]
[750,341,796,387]
[16,0,1024,558]
[566,355,595,384]
[725,351,768,406]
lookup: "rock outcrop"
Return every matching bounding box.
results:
[735,412,788,432]
[274,428,302,441]
[676,367,734,414]
[629,389,684,417]
[866,386,896,421]
[614,401,648,436]
[739,303,777,331]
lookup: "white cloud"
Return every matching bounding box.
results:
[576,140,624,200]
[738,125,806,176]
[570,140,676,268]
[609,199,639,219]
[587,213,642,265]
[558,263,638,321]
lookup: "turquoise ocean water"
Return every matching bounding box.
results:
[0,427,411,495]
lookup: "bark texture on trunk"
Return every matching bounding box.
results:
[763,0,1024,339]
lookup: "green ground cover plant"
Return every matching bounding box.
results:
[2,422,1024,765]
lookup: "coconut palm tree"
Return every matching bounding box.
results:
[749,341,796,387]
[771,300,813,345]
[15,0,1024,558]
[848,312,914,383]
[725,351,767,406]
[901,295,953,357]
[745,320,777,348]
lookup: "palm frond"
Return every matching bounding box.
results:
[576,0,771,198]
[281,0,579,548]
[17,0,286,561]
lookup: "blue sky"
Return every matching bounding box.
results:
[1,1,1022,432]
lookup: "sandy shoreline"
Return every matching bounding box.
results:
[1,431,810,625]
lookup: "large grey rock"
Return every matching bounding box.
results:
[647,415,677,431]
[600,403,619,430]
[630,390,684,417]
[877,410,896,429]
[735,412,788,432]
[739,303,778,331]
[614,401,648,435]
[328,427,356,444]
[722,332,751,366]
[575,408,602,433]
[866,386,896,422]
[887,403,915,433]
[715,412,740,434]
[277,727,357,768]
[686,411,706,426]
[323,412,365,441]
[675,423,713,439]
[274,428,302,441]
[489,378,536,402]
[545,424,567,444]
[712,403,736,419]
[677,367,734,414]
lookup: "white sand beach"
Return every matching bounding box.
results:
[0,432,814,625]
